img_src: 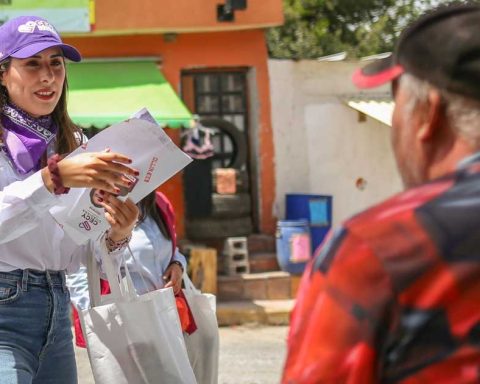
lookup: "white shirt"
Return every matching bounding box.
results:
[0,150,105,273]
[68,215,187,310]
[123,215,186,292]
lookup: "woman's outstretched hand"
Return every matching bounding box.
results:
[42,151,139,195]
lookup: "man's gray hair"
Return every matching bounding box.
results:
[400,73,480,147]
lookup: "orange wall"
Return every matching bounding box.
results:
[64,29,277,236]
[90,0,283,33]
[157,129,185,238]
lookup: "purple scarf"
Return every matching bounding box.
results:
[1,102,57,175]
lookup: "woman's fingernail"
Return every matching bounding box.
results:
[99,190,105,195]
[98,198,104,203]
[134,170,140,176]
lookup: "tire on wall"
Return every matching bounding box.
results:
[211,193,251,218]
[186,217,253,239]
[200,117,247,169]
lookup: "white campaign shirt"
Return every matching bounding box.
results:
[0,151,103,272]
[68,215,187,310]
[126,215,186,291]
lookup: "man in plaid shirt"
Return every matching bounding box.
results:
[283,3,480,383]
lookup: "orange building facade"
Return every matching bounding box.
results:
[63,0,283,239]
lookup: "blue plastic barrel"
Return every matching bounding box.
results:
[275,220,311,275]
[286,194,332,252]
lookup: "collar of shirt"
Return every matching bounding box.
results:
[457,151,480,170]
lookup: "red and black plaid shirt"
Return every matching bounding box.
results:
[283,155,480,383]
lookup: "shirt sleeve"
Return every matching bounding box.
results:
[67,231,121,272]
[172,248,187,271]
[0,170,58,244]
[282,227,394,384]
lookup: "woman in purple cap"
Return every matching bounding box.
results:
[0,16,139,383]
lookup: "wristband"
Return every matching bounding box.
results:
[168,260,184,272]
[105,231,132,253]
[47,153,70,195]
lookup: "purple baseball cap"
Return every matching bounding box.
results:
[0,16,81,62]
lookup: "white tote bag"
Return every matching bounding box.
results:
[80,253,197,384]
[182,273,220,384]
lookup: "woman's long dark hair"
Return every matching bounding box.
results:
[0,58,82,156]
[52,77,83,154]
[137,191,170,240]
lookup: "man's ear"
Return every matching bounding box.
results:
[417,90,443,141]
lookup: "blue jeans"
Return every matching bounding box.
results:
[0,269,77,384]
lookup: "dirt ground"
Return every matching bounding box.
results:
[75,324,289,384]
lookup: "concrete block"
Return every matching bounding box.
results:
[224,236,250,275]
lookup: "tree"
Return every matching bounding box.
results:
[267,0,463,59]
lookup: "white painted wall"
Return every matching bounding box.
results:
[268,60,403,227]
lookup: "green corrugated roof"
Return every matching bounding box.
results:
[66,61,192,128]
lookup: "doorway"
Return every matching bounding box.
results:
[181,68,256,238]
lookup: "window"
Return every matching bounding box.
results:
[182,70,248,169]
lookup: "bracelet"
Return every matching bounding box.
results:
[47,153,70,195]
[168,260,184,272]
[105,231,132,253]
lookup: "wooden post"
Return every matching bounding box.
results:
[189,247,217,294]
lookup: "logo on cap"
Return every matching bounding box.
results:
[17,20,58,36]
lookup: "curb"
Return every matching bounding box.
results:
[216,299,295,326]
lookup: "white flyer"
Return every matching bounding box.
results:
[50,108,192,244]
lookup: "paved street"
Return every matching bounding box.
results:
[75,325,288,384]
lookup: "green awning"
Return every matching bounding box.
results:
[66,61,192,128]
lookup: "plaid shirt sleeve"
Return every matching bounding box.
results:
[282,227,395,384]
